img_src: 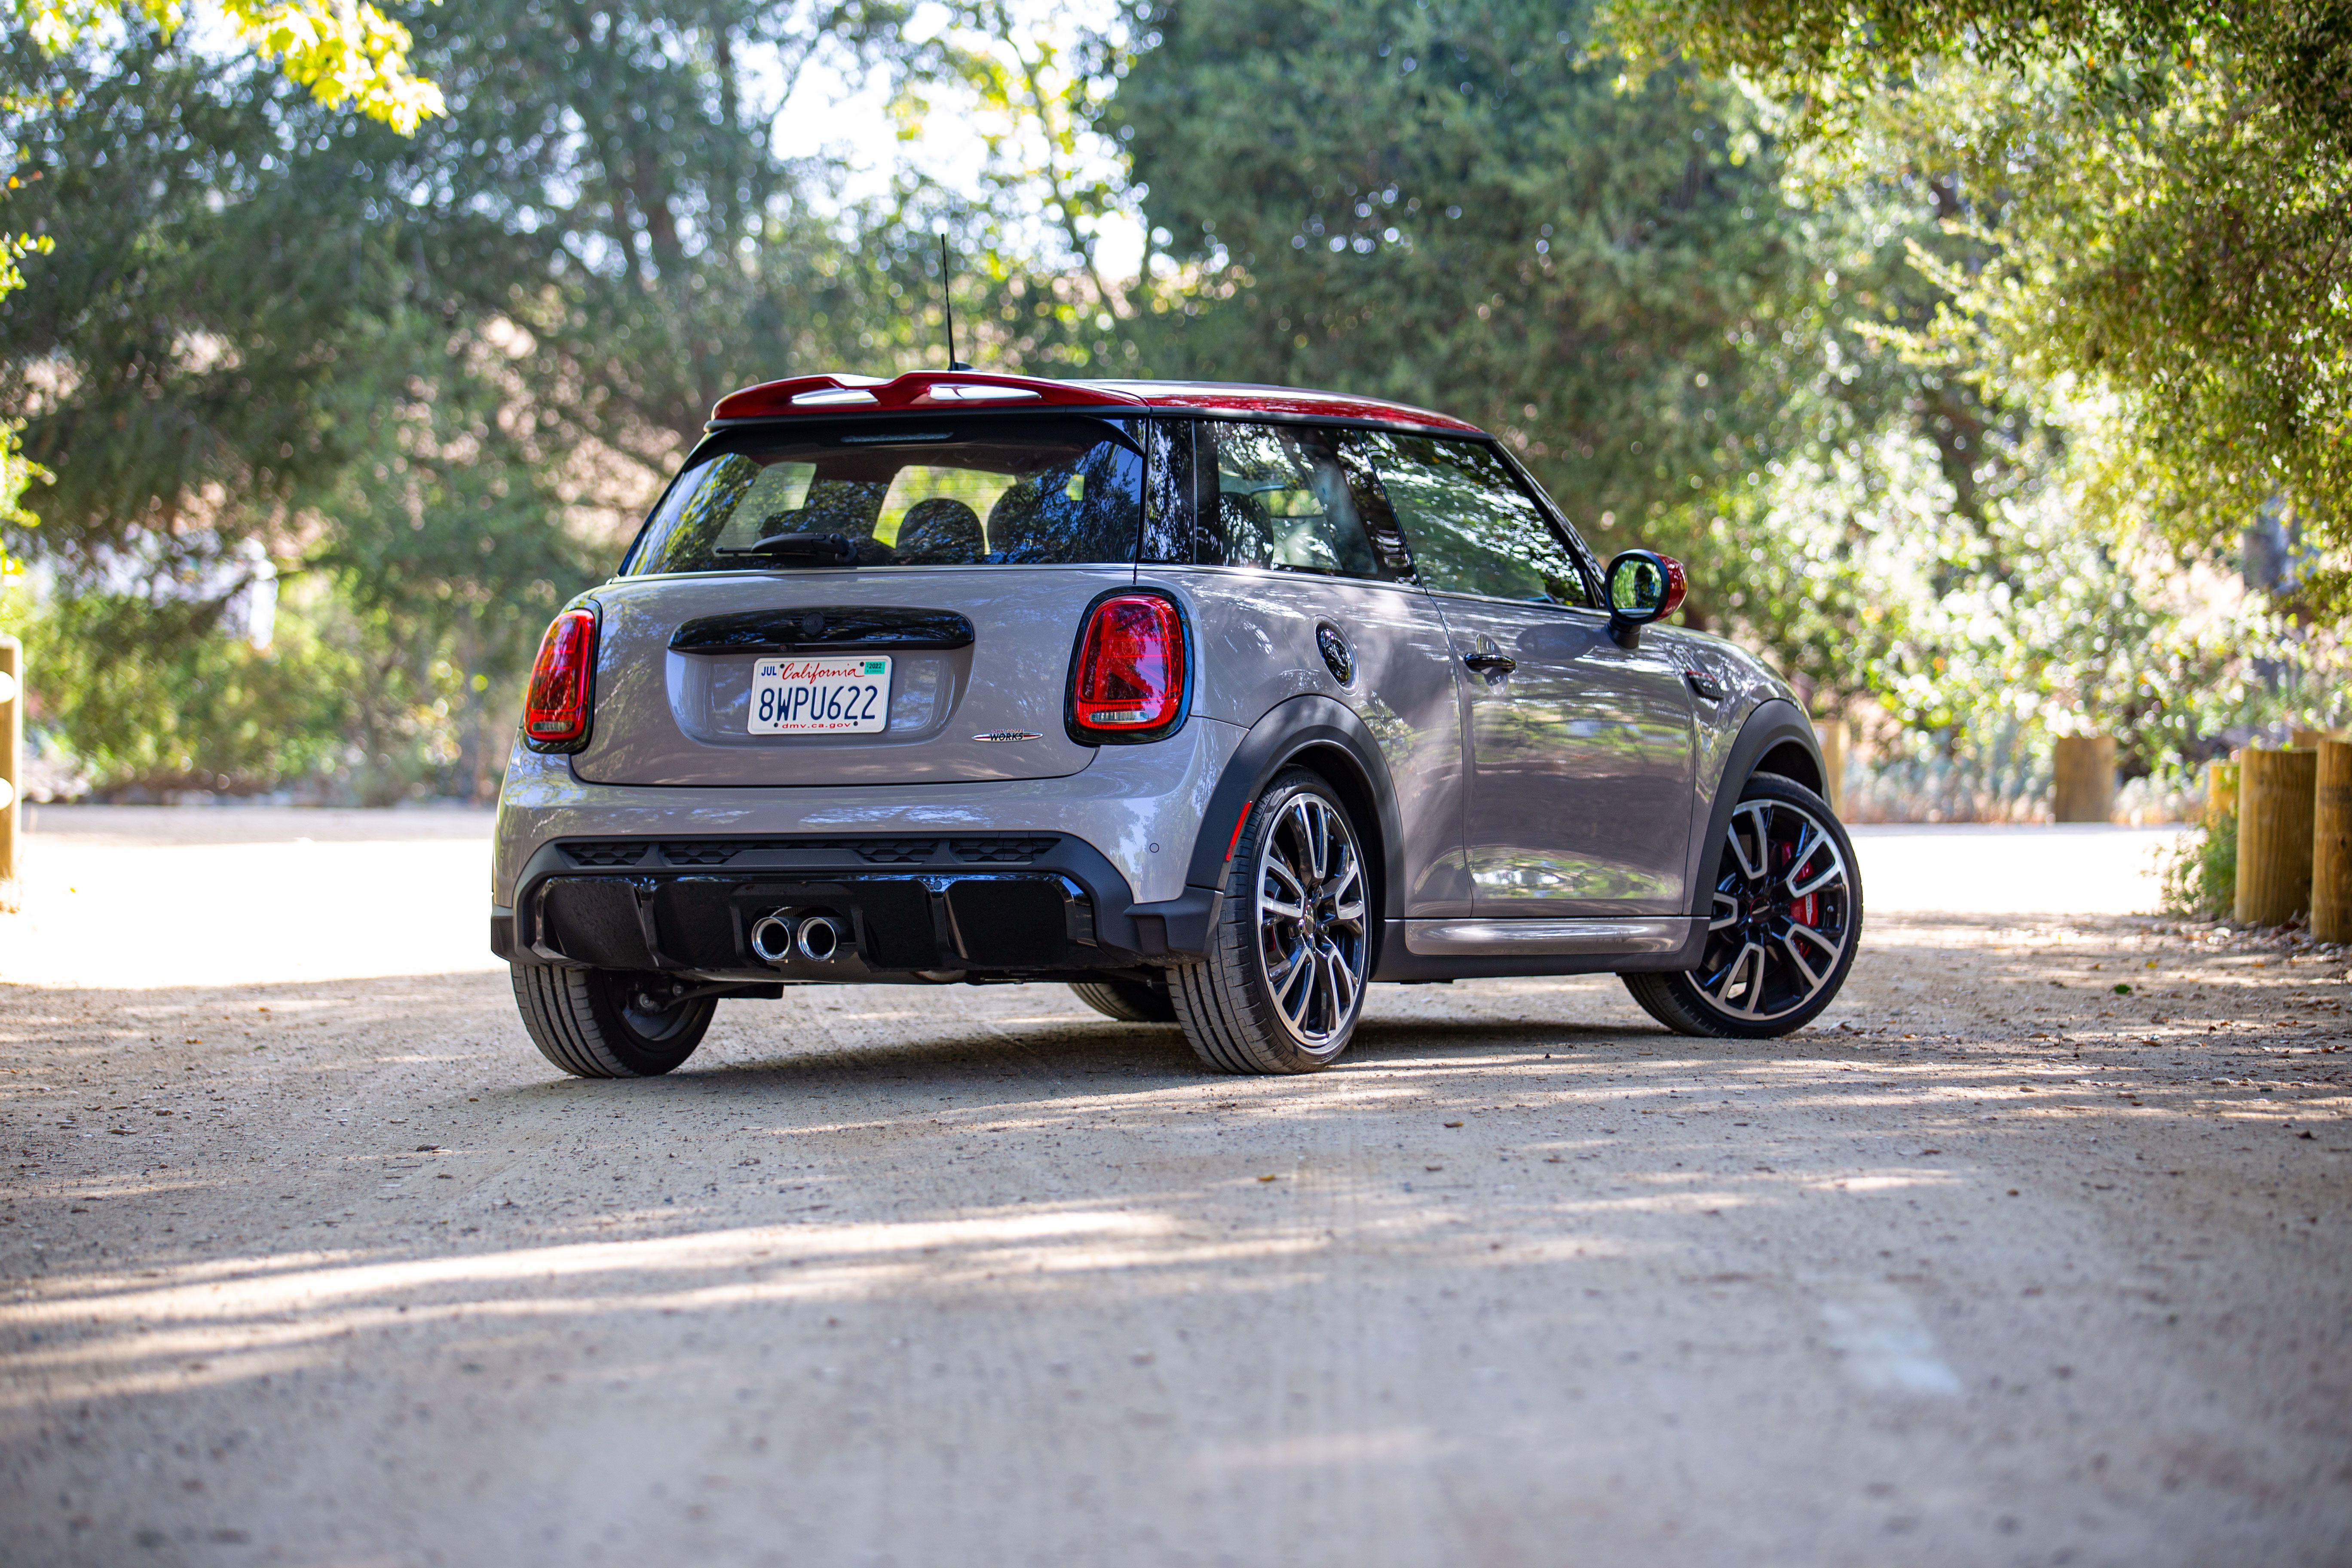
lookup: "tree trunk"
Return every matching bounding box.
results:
[2312,741,2352,943]
[2052,735,2116,823]
[2235,746,2318,926]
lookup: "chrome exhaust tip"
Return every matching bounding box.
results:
[748,913,797,965]
[796,914,845,963]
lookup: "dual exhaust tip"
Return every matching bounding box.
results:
[749,911,845,966]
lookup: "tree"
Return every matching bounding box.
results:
[1114,0,1806,590]
[12,0,444,131]
[1600,0,2352,581]
[0,2,1092,797]
[0,21,583,797]
[0,0,441,573]
[1101,0,2347,784]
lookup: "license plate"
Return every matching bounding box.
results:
[748,655,892,734]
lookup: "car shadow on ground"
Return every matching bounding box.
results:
[634,1012,1675,1099]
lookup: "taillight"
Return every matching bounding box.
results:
[524,607,597,752]
[1069,593,1186,742]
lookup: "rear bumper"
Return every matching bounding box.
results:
[493,833,1223,981]
[492,717,1243,979]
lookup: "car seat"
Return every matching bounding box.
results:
[891,497,985,565]
[983,481,1054,562]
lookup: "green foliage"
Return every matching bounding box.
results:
[1715,414,2341,776]
[1601,0,2352,567]
[1115,0,1798,568]
[0,4,987,796]
[2,34,422,557]
[2,578,356,795]
[14,0,444,131]
[2159,811,2237,917]
[1107,0,2352,787]
[1599,0,2352,155]
[6,0,2346,805]
[0,24,602,795]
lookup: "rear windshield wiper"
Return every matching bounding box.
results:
[714,531,859,567]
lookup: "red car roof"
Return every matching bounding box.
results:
[709,371,1487,436]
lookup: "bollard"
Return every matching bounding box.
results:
[1814,715,1846,817]
[0,635,18,911]
[2235,745,2318,925]
[2314,740,2352,943]
[2052,735,2117,823]
[2205,756,2239,830]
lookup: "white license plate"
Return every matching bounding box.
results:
[748,655,892,734]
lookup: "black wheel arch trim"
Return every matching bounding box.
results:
[1684,698,1828,927]
[1178,695,1407,958]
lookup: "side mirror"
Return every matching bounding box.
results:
[1604,550,1687,649]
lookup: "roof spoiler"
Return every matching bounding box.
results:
[711,371,1150,422]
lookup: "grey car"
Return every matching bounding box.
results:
[492,370,1862,1077]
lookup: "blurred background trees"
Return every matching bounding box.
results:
[2,0,2345,811]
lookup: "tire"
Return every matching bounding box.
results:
[511,963,716,1078]
[1069,977,1178,1023]
[1169,769,1372,1073]
[1622,771,1863,1039]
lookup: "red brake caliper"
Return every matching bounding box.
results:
[1780,839,1817,927]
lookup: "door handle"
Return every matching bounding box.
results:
[1462,651,1517,676]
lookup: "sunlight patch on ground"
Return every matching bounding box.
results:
[1191,1427,1446,1473]
[1813,1280,1966,1396]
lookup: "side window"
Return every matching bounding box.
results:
[1138,419,1193,564]
[1357,434,1594,607]
[1197,422,1395,580]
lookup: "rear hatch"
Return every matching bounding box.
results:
[574,568,1127,787]
[571,410,1147,788]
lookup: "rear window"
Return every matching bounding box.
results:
[622,417,1145,575]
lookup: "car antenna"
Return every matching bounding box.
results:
[940,233,972,371]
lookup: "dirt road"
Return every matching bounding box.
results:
[3,812,2347,1565]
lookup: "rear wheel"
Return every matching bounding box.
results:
[1170,770,1371,1073]
[511,964,715,1078]
[1623,772,1861,1039]
[1069,977,1177,1023]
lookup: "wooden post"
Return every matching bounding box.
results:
[2052,735,2117,823]
[2313,741,2352,943]
[2235,745,2318,925]
[0,635,18,912]
[1814,715,1846,817]
[2205,757,2238,830]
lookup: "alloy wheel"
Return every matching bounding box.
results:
[1700,797,1854,1021]
[1253,792,1370,1049]
[610,974,704,1044]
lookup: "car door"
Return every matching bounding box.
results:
[1351,432,1697,917]
[1165,419,1475,920]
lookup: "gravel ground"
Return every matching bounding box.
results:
[2,812,2347,1566]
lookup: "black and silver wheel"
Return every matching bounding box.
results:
[1623,771,1862,1039]
[511,963,716,1078]
[1069,977,1178,1023]
[1170,769,1371,1073]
